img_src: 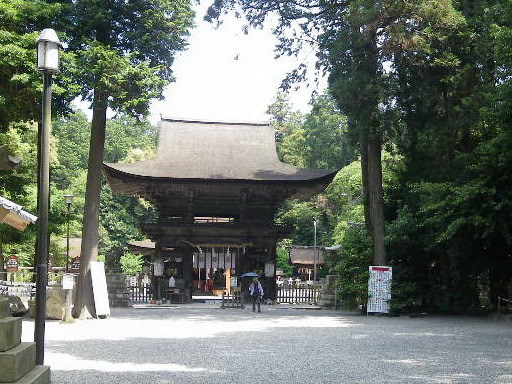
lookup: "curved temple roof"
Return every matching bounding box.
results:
[104,118,336,183]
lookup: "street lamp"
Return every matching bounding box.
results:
[63,194,74,272]
[35,28,61,366]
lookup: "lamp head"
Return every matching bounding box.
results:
[63,194,74,205]
[36,28,61,73]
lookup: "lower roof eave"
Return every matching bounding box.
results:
[104,166,337,197]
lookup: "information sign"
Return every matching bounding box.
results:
[153,260,164,276]
[367,266,392,314]
[62,274,75,290]
[265,262,275,277]
[90,261,110,317]
[6,255,18,272]
[70,257,81,273]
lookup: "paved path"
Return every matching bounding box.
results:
[21,305,512,384]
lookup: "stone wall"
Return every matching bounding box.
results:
[106,273,131,307]
[317,275,339,308]
[0,296,50,383]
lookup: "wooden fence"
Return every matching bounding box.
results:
[128,282,153,303]
[276,283,320,304]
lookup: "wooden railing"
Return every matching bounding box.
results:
[128,282,153,303]
[276,283,320,304]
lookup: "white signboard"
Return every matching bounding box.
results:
[62,274,75,290]
[90,261,110,317]
[153,260,164,276]
[367,266,392,314]
[265,262,275,277]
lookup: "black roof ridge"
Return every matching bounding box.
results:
[161,117,269,126]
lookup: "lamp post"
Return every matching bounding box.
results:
[35,28,61,365]
[63,194,74,272]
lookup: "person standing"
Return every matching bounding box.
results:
[249,277,264,313]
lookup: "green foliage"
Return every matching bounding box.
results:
[270,93,358,251]
[267,92,306,166]
[52,111,158,266]
[302,94,356,170]
[100,185,156,267]
[0,120,77,268]
[73,41,168,116]
[326,161,363,221]
[105,115,157,162]
[276,239,294,277]
[0,0,78,132]
[276,200,319,246]
[65,0,194,116]
[331,227,372,310]
[0,122,39,196]
[52,111,91,189]
[119,251,143,276]
[268,92,357,169]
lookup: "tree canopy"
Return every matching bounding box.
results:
[241,0,512,312]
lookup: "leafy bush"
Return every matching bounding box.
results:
[119,252,143,276]
[276,239,294,277]
[331,226,372,310]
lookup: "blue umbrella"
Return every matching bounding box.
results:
[241,272,259,278]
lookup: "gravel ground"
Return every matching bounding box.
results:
[21,304,512,384]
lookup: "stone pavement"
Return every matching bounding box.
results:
[20,304,512,384]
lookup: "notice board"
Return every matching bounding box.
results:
[90,261,110,317]
[367,266,392,314]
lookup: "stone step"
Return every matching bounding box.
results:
[0,297,9,319]
[0,317,21,352]
[0,342,36,383]
[12,365,50,384]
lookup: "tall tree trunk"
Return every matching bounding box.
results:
[73,90,108,319]
[360,141,371,231]
[0,232,4,277]
[358,25,387,266]
[362,137,387,265]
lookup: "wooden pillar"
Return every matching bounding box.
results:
[186,190,195,223]
[266,242,277,301]
[225,268,231,295]
[153,237,163,301]
[182,249,194,302]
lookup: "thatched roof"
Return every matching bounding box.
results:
[127,239,156,255]
[104,118,336,183]
[289,246,325,266]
